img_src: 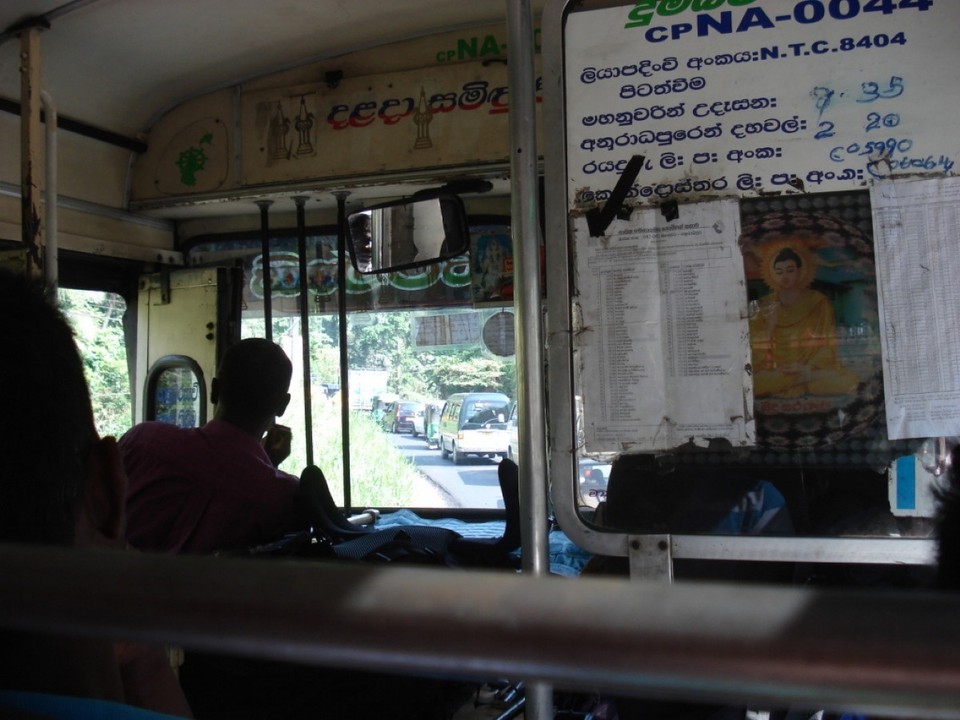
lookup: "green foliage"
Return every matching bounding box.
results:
[58,289,132,438]
[281,393,421,507]
[420,350,515,398]
[347,314,411,370]
[248,308,516,508]
[345,311,515,401]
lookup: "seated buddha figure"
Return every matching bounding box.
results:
[750,243,860,399]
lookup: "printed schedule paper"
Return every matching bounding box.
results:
[574,199,754,453]
[872,177,960,440]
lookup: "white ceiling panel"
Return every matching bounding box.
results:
[0,0,541,139]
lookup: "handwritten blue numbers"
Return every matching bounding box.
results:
[812,71,954,177]
[812,76,904,141]
[858,76,905,103]
[865,112,900,132]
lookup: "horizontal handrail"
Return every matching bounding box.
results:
[670,534,936,564]
[1,543,958,718]
[552,467,938,569]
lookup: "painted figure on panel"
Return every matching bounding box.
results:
[749,239,860,399]
[739,202,884,449]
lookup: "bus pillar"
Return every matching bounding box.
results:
[17,21,46,279]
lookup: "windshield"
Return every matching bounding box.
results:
[463,401,510,427]
[189,218,516,511]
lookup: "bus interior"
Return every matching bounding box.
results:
[1,0,959,718]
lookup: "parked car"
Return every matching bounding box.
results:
[438,392,511,464]
[507,402,519,463]
[381,400,425,435]
[578,459,611,509]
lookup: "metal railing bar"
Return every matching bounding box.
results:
[0,544,959,718]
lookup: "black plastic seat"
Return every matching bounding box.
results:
[298,464,373,541]
[297,460,521,568]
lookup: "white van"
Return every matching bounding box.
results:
[438,392,511,465]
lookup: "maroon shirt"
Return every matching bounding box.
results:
[121,419,301,554]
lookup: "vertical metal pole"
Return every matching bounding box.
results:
[507,0,553,718]
[40,90,57,300]
[256,200,274,342]
[506,0,549,585]
[293,196,314,467]
[19,26,43,279]
[542,0,584,561]
[333,191,352,510]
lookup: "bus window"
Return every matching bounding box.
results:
[574,190,940,550]
[186,217,517,512]
[59,288,131,438]
[144,356,206,428]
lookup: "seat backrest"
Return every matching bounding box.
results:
[298,465,372,542]
[297,461,522,568]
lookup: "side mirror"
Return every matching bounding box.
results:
[345,194,470,274]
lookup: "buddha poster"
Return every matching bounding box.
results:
[740,195,884,450]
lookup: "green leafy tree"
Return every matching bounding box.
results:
[421,350,514,398]
[59,289,132,437]
[347,313,412,371]
[342,311,516,400]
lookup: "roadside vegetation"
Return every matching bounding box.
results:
[284,397,423,508]
[59,288,131,438]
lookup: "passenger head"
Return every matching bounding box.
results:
[211,338,292,433]
[349,212,372,270]
[0,269,125,547]
[349,212,371,238]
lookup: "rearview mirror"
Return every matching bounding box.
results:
[346,194,470,274]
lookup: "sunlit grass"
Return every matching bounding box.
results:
[281,394,422,508]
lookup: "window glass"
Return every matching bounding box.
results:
[576,191,939,544]
[150,365,203,428]
[59,288,131,438]
[463,400,510,427]
[193,221,517,511]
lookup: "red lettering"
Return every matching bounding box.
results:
[379,97,414,125]
[349,100,378,128]
[327,104,350,130]
[488,86,510,115]
[430,92,458,114]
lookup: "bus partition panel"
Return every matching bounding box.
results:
[542,0,960,576]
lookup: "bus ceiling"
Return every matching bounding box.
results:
[0,1,548,138]
[0,1,544,227]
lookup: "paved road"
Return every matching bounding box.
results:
[386,431,505,509]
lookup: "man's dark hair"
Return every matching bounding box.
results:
[348,213,370,233]
[214,338,292,423]
[0,269,97,545]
